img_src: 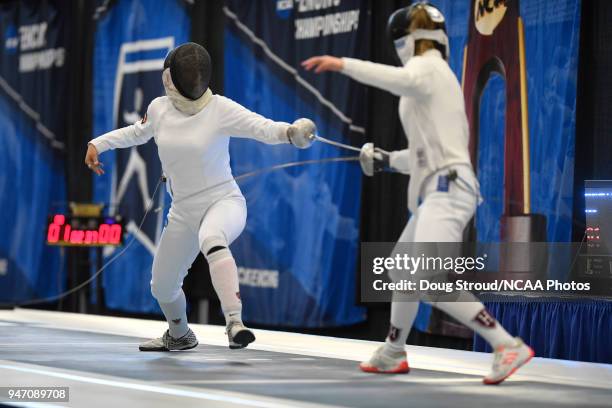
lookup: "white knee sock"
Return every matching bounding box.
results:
[385,292,419,352]
[432,298,514,349]
[207,248,242,325]
[158,290,189,339]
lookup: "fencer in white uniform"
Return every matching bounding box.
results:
[302,2,533,384]
[86,42,316,351]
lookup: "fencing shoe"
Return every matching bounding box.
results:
[139,328,198,352]
[483,337,534,384]
[226,321,255,349]
[359,344,410,374]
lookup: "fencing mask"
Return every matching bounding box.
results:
[163,42,212,100]
[387,2,448,65]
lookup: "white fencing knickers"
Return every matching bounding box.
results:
[150,191,246,309]
[386,164,514,350]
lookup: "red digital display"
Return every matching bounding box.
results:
[46,214,124,247]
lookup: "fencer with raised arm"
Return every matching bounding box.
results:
[302,2,532,385]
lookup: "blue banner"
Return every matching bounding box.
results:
[92,0,189,313]
[0,1,68,303]
[224,0,368,327]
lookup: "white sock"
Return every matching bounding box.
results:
[432,298,514,349]
[385,292,419,352]
[158,290,189,339]
[207,248,242,325]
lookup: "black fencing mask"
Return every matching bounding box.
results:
[163,42,211,100]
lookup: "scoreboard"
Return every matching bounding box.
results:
[46,204,124,247]
[582,181,612,285]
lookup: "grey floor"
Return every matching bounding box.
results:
[0,320,610,408]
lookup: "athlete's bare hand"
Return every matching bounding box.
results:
[301,55,344,74]
[85,143,104,175]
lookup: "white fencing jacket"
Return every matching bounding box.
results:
[90,95,290,203]
[342,49,475,212]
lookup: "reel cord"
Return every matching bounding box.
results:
[9,156,359,307]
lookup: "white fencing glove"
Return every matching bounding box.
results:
[359,143,390,176]
[287,118,316,149]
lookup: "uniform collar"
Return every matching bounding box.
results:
[163,68,213,115]
[422,48,443,59]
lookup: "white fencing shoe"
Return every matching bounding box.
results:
[226,321,255,349]
[483,337,534,385]
[139,328,198,352]
[359,344,409,374]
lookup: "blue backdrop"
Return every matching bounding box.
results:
[223,0,368,326]
[0,1,68,304]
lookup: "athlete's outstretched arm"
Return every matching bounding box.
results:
[218,96,290,144]
[301,55,431,98]
[85,109,155,175]
[218,96,315,149]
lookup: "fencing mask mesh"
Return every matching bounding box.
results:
[163,42,212,100]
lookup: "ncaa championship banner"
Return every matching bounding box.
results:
[0,1,68,304]
[224,0,369,327]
